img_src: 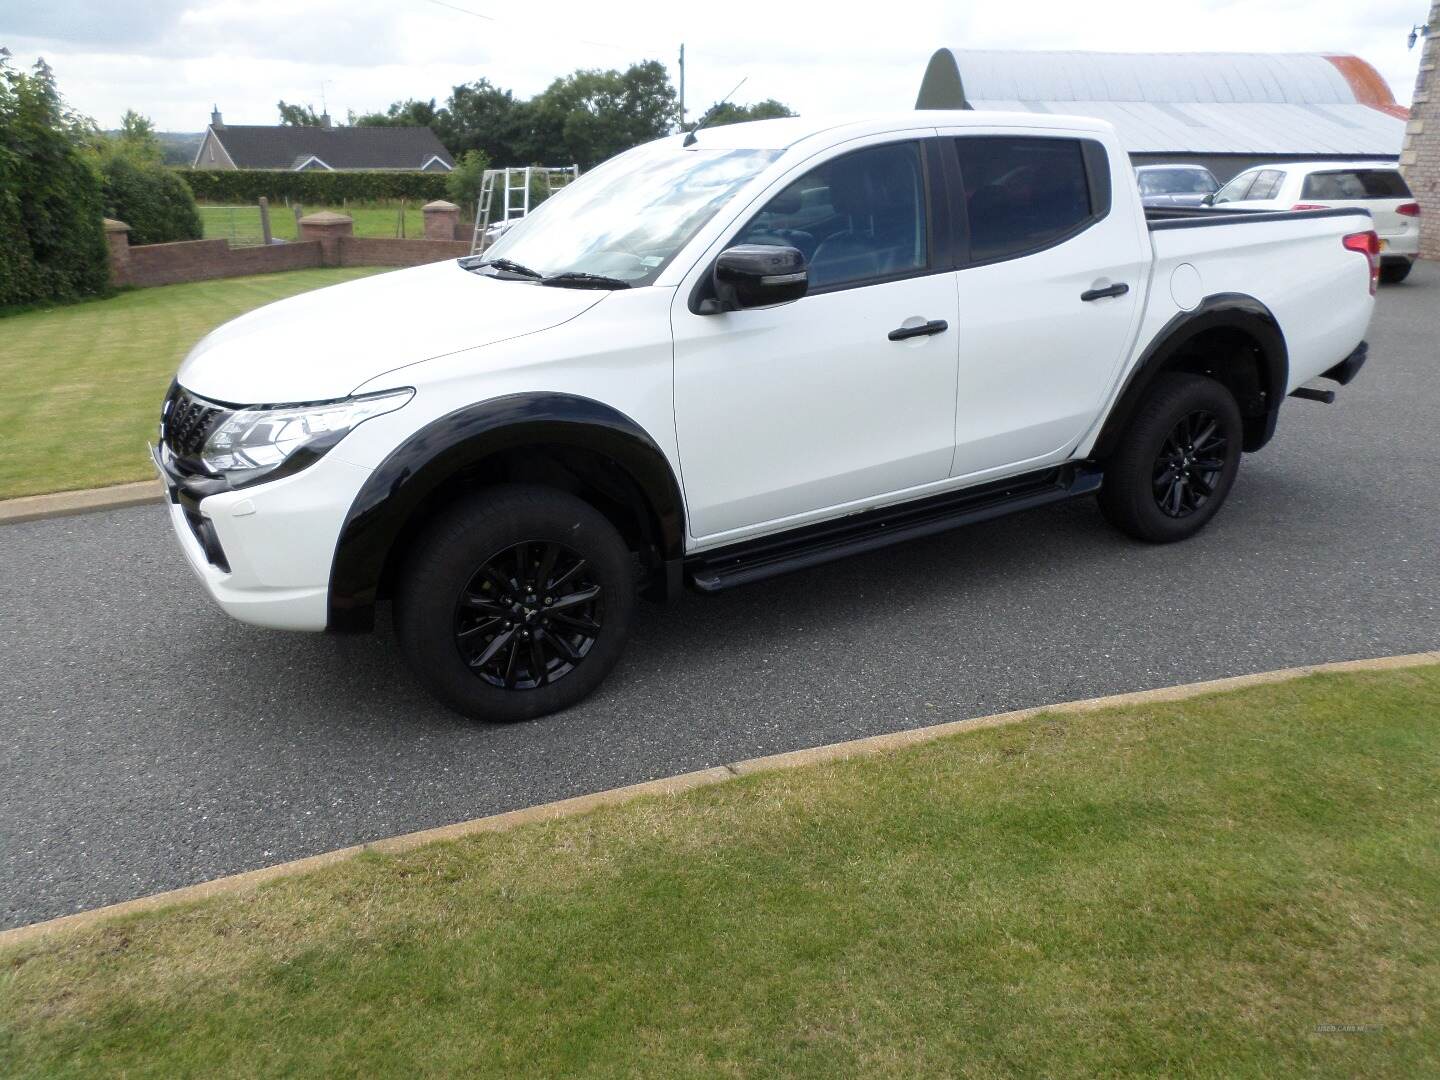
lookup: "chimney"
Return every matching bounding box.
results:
[211,104,224,129]
[320,111,332,130]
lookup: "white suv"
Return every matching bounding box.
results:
[1209,161,1420,282]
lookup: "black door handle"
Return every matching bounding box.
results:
[1080,283,1130,302]
[888,319,949,341]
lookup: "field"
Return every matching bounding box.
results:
[0,268,386,500]
[198,202,444,246]
[2,666,1436,1077]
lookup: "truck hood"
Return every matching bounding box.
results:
[176,260,607,404]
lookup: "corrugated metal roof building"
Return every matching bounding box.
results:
[917,50,1409,181]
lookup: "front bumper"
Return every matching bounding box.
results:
[152,442,373,631]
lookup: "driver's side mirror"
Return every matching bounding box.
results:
[700,245,808,314]
[1200,193,1216,206]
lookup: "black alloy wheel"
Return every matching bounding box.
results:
[395,485,636,722]
[454,540,603,690]
[1098,372,1243,543]
[1152,410,1228,518]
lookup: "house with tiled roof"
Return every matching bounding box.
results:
[193,108,453,172]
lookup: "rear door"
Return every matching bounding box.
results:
[934,130,1148,479]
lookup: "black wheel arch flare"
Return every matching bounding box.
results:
[327,393,686,632]
[1092,293,1289,460]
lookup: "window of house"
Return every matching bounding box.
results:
[953,137,1094,262]
[730,142,928,290]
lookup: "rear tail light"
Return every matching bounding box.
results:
[1342,230,1381,295]
[1291,203,1330,211]
[1397,201,1421,217]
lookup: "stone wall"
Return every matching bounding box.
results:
[338,236,472,267]
[1400,1,1440,258]
[121,238,323,288]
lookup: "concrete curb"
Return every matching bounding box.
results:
[3,649,1437,949]
[0,480,163,526]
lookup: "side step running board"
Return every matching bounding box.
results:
[687,464,1103,593]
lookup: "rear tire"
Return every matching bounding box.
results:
[1380,259,1413,284]
[1099,373,1243,543]
[394,485,636,722]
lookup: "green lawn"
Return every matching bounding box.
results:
[199,202,441,245]
[3,666,1437,1078]
[0,267,385,500]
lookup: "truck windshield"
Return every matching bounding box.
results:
[478,145,782,287]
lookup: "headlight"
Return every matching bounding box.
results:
[201,388,413,486]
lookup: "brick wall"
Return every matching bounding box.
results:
[122,239,323,288]
[338,236,472,267]
[1400,1,1440,258]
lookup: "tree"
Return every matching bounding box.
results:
[115,109,162,163]
[353,98,439,129]
[0,52,109,307]
[524,61,677,169]
[444,148,491,211]
[97,154,202,245]
[434,79,528,164]
[700,99,795,127]
[277,100,324,126]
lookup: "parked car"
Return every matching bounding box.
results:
[1134,164,1219,207]
[155,112,1378,721]
[1207,161,1419,282]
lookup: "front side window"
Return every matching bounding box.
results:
[1213,171,1259,204]
[730,142,928,290]
[481,144,782,286]
[954,137,1093,262]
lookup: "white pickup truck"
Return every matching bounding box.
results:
[156,112,1377,721]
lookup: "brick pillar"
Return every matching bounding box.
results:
[422,200,461,241]
[104,219,131,286]
[298,211,354,266]
[1401,1,1440,259]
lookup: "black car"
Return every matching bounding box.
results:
[1135,164,1220,208]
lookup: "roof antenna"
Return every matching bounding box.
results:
[683,76,747,147]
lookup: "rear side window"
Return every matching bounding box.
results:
[1246,170,1285,201]
[953,137,1094,263]
[1302,169,1412,200]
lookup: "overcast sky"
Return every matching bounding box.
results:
[4,0,1430,132]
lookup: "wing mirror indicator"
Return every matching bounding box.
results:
[700,244,808,313]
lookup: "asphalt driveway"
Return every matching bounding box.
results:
[3,264,1437,930]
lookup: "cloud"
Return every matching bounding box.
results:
[3,0,1425,131]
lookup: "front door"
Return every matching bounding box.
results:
[671,139,960,541]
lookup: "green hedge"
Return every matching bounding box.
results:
[181,169,451,203]
[101,156,203,245]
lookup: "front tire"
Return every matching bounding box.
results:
[1099,373,1243,543]
[394,485,636,722]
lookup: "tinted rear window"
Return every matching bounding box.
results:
[954,137,1093,263]
[1301,170,1412,200]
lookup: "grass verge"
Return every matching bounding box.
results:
[0,267,385,500]
[2,666,1438,1077]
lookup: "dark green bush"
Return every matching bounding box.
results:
[100,155,202,245]
[182,169,450,203]
[0,55,109,308]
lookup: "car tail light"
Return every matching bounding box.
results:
[1291,203,1330,211]
[1342,230,1381,295]
[1397,201,1421,217]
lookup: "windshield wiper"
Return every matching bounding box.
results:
[539,271,631,290]
[462,256,543,279]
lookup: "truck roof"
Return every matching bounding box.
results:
[672,110,1117,151]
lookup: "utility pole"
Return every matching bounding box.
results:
[678,43,686,130]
